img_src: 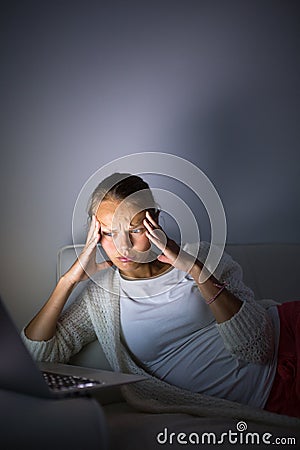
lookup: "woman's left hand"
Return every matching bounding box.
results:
[143,211,199,273]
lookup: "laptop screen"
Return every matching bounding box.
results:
[0,297,51,397]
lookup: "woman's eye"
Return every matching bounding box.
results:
[130,228,145,234]
[102,231,114,237]
[102,228,145,237]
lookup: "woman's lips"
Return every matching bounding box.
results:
[117,256,133,263]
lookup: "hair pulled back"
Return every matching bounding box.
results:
[87,172,158,219]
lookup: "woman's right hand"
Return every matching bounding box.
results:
[25,215,112,341]
[64,215,112,285]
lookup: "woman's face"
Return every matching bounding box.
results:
[96,199,152,276]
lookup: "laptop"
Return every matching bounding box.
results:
[0,297,145,399]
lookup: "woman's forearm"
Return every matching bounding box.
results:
[190,261,242,323]
[24,275,76,341]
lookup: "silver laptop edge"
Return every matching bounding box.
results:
[0,297,145,399]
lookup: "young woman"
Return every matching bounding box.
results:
[23,173,300,422]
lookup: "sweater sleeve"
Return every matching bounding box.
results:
[21,289,96,363]
[197,242,275,364]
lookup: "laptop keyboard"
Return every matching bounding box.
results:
[42,371,105,392]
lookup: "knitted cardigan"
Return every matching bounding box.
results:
[22,242,300,428]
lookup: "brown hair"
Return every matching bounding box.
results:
[87,172,158,219]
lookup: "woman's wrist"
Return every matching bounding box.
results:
[189,260,204,280]
[60,273,78,291]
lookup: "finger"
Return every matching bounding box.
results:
[145,229,167,251]
[157,254,171,264]
[143,218,154,235]
[87,215,100,240]
[86,217,101,248]
[86,215,96,241]
[144,217,167,242]
[143,217,164,239]
[145,210,160,228]
[144,221,160,240]
[93,218,100,238]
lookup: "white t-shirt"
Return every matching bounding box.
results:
[119,267,279,408]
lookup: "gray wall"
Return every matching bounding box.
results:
[1,1,299,327]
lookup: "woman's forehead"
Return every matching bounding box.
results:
[96,200,146,226]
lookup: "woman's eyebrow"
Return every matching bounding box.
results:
[100,222,117,230]
[100,218,145,229]
[129,219,145,228]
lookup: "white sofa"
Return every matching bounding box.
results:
[58,243,300,449]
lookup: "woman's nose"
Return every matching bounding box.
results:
[115,231,132,256]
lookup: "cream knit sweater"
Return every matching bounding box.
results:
[22,242,300,428]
